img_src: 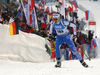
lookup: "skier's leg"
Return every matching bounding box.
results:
[63,35,88,68]
[55,36,63,67]
[64,36,82,60]
[55,36,63,59]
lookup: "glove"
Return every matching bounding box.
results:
[52,33,57,36]
[67,25,70,29]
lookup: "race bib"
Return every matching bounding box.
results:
[57,30,64,33]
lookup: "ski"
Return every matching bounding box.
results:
[88,66,93,68]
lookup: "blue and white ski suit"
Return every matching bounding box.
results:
[49,19,82,60]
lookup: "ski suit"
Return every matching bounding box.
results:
[49,19,82,60]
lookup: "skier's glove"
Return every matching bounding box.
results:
[67,25,70,29]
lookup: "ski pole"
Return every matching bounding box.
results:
[84,51,91,61]
[80,45,91,61]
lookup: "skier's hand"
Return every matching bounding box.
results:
[48,34,52,37]
[67,25,70,29]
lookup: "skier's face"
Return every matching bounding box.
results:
[18,21,22,27]
[53,18,60,24]
[25,0,28,2]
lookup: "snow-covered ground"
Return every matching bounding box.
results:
[0,58,100,75]
[0,0,100,75]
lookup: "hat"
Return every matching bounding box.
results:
[52,13,60,19]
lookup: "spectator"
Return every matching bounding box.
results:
[9,14,15,24]
[76,19,80,30]
[37,15,41,33]
[78,19,86,30]
[0,10,3,24]
[21,23,34,33]
[41,17,46,30]
[14,17,22,31]
[87,30,94,57]
[2,11,10,22]
[88,30,94,44]
[73,32,86,47]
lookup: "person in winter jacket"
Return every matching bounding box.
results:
[21,23,34,33]
[49,12,88,68]
[0,10,3,24]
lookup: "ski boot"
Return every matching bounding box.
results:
[80,59,88,68]
[55,60,61,67]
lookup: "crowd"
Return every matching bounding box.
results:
[0,0,97,62]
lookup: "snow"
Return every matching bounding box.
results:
[0,58,100,75]
[0,0,100,75]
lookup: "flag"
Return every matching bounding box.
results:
[28,0,38,31]
[28,0,35,25]
[50,42,56,59]
[41,14,46,29]
[59,0,65,18]
[21,0,28,20]
[42,0,46,5]
[17,2,22,11]
[46,7,50,13]
[90,41,93,49]
[38,1,43,7]
[3,1,6,8]
[21,0,35,25]
[21,0,38,30]
[10,22,19,35]
[31,8,39,31]
[72,0,79,9]
[67,6,73,12]
[92,39,97,47]
[85,10,89,20]
[90,39,97,49]
[31,0,35,9]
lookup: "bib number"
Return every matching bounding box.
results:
[57,30,63,33]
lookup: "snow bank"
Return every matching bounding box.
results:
[0,24,50,62]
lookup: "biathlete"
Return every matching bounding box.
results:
[49,12,88,68]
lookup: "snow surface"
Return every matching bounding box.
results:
[0,58,100,75]
[0,0,100,75]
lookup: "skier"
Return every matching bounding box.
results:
[49,12,88,68]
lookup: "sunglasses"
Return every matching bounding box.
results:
[53,18,58,20]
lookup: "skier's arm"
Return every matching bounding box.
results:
[63,20,70,28]
[49,21,54,35]
[63,20,73,30]
[69,23,76,35]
